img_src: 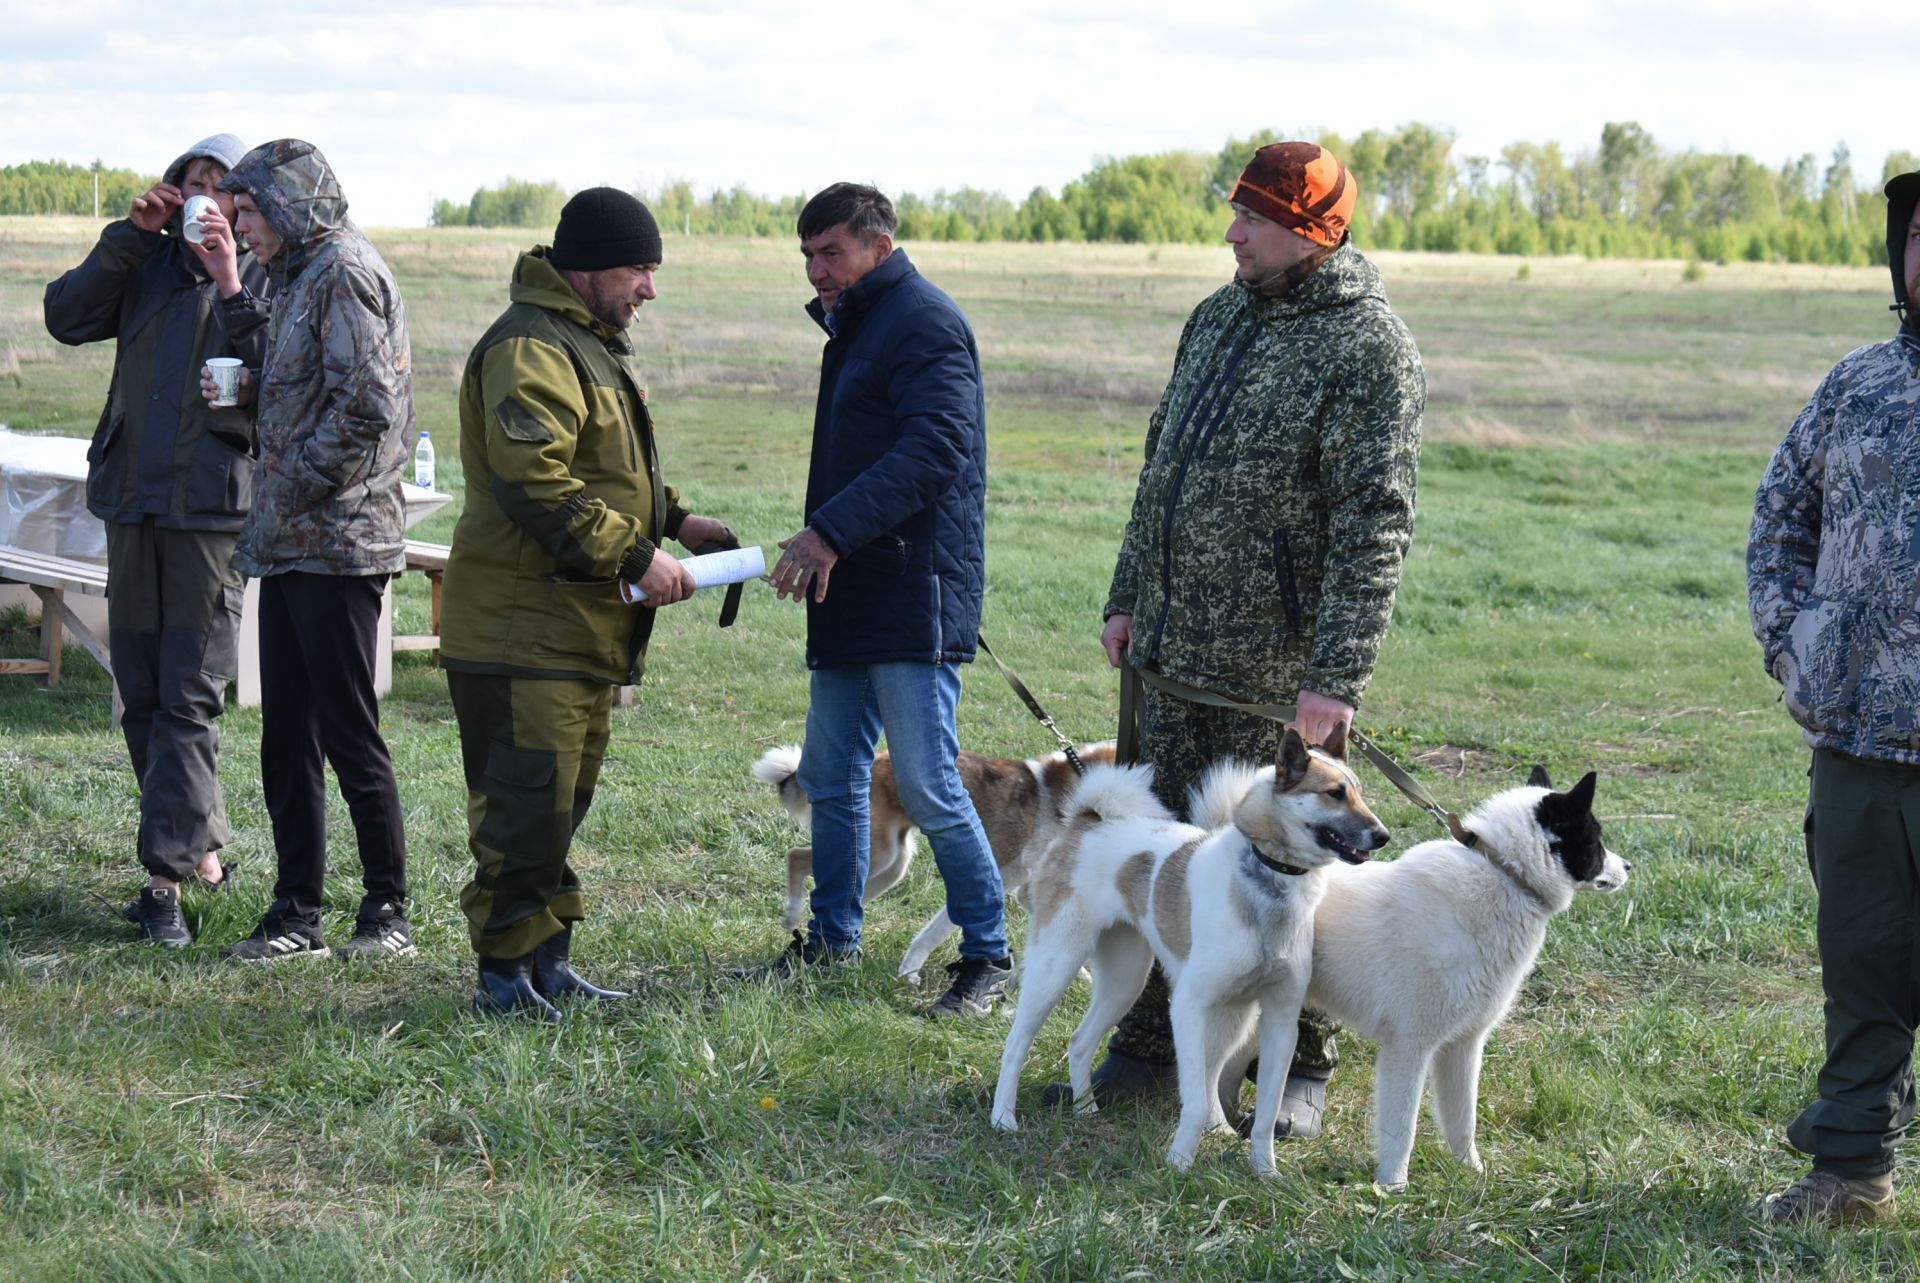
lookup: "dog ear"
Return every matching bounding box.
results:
[1527,764,1553,789]
[1279,727,1310,786]
[1564,770,1597,812]
[1319,721,1349,761]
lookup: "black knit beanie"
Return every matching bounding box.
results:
[550,187,662,271]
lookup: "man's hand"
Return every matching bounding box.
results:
[633,549,696,607]
[199,365,256,409]
[772,527,838,603]
[1101,613,1133,668]
[1291,689,1354,748]
[675,514,734,550]
[186,206,245,297]
[129,182,182,234]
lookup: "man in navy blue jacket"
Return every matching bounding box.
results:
[749,182,1010,1017]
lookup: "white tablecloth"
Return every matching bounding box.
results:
[0,426,453,704]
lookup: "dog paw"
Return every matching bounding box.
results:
[1461,1150,1483,1172]
[1372,1175,1409,1193]
[991,1111,1020,1134]
[1165,1146,1197,1171]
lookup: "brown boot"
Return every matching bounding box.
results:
[1761,1168,1894,1226]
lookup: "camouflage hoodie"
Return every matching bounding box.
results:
[1106,242,1425,707]
[218,140,413,576]
[1746,175,1920,765]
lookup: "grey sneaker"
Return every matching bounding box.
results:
[1761,1168,1895,1226]
[928,955,1013,1019]
[730,930,860,981]
[334,903,417,960]
[133,886,191,949]
[1273,1071,1329,1141]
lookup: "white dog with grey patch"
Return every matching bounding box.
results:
[991,726,1388,1175]
[1303,764,1631,1189]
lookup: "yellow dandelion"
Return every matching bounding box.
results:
[760,1096,777,1111]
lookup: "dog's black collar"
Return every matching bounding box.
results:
[1249,841,1309,877]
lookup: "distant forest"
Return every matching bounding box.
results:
[11,122,1916,267]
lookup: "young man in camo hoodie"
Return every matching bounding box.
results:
[198,138,416,963]
[1750,168,1920,1227]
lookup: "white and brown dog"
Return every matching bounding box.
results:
[751,741,1117,980]
[1303,765,1631,1189]
[991,726,1388,1175]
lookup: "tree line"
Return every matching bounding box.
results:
[11,124,1916,267]
[436,123,1912,267]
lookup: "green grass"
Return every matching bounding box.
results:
[0,222,1914,1279]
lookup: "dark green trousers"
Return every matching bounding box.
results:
[448,671,613,960]
[1107,682,1340,1076]
[105,520,243,881]
[1789,748,1920,1178]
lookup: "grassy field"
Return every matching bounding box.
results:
[0,218,1913,1281]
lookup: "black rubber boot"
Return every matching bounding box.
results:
[1040,1048,1177,1110]
[1273,1070,1329,1140]
[530,925,630,1002]
[473,954,563,1021]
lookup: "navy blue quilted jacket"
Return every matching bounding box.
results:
[801,250,986,668]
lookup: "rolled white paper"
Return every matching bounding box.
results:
[621,544,767,604]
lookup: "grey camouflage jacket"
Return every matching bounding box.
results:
[1107,242,1425,708]
[1748,328,1920,765]
[219,140,414,577]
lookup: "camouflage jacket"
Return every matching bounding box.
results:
[220,140,414,577]
[1747,328,1920,765]
[1106,242,1425,708]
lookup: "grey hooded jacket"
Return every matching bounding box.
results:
[1747,172,1920,765]
[218,139,414,577]
[43,134,271,530]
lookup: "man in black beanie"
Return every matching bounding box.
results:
[440,186,734,1018]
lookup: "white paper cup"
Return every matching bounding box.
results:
[205,357,243,408]
[182,195,218,244]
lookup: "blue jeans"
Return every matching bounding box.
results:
[798,662,1007,959]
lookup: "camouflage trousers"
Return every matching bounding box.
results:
[449,671,613,960]
[1106,679,1340,1077]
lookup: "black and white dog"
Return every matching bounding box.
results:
[1300,766,1631,1188]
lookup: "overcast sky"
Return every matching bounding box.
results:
[4,0,1912,229]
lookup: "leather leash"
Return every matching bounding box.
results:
[1123,664,1477,848]
[977,636,1088,776]
[690,536,745,628]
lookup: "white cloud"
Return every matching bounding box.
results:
[1,0,1910,227]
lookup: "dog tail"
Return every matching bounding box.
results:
[752,745,802,787]
[1187,761,1263,831]
[1064,762,1171,825]
[751,746,810,828]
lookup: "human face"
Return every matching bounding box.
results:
[179,158,236,223]
[1906,204,1920,310]
[573,263,659,331]
[232,192,281,263]
[801,224,892,315]
[1225,202,1320,284]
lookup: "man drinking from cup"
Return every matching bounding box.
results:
[43,133,271,948]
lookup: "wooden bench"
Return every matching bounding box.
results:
[393,538,451,660]
[0,544,121,725]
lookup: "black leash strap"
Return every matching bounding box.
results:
[1126,664,1476,846]
[690,536,745,628]
[978,636,1087,776]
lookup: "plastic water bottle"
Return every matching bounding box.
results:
[413,430,436,489]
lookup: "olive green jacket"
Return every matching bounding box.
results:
[1106,243,1425,708]
[439,249,687,685]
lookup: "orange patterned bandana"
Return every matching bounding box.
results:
[1229,143,1356,249]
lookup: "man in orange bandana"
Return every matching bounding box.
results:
[1045,142,1426,1139]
